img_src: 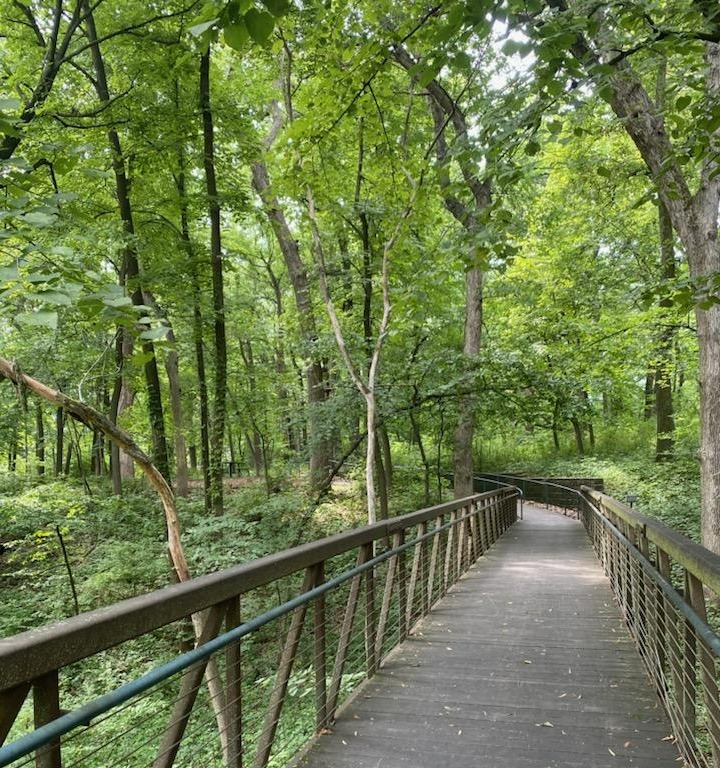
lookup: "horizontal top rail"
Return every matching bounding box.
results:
[0,488,513,693]
[583,487,720,596]
[0,501,511,768]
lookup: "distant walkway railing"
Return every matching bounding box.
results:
[473,472,604,517]
[0,488,517,768]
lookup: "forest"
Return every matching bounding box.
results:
[0,0,719,633]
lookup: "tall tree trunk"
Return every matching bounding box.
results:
[55,407,64,476]
[373,436,389,520]
[200,51,227,516]
[453,268,482,498]
[176,141,211,510]
[35,402,45,475]
[655,200,676,462]
[548,0,720,551]
[251,159,331,488]
[377,423,393,492]
[643,370,655,419]
[410,409,431,504]
[571,417,585,456]
[654,66,676,462]
[394,47,491,500]
[109,334,123,494]
[83,1,170,480]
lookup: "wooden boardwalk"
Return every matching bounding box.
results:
[296,504,681,767]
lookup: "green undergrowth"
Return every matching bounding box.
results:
[0,473,368,638]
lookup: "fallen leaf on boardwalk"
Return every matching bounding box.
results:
[536,722,554,727]
[662,735,675,741]
[624,741,632,748]
[523,659,532,664]
[458,730,462,735]
[608,748,615,756]
[319,728,333,735]
[558,693,567,698]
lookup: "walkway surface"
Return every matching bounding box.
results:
[297,504,681,767]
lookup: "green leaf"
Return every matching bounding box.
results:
[596,166,612,178]
[502,39,530,58]
[244,8,275,44]
[0,98,21,111]
[525,140,540,156]
[224,20,249,50]
[139,326,170,341]
[36,290,72,306]
[103,296,133,308]
[26,271,59,284]
[20,212,56,227]
[261,0,290,16]
[80,167,112,179]
[16,310,58,330]
[675,95,692,111]
[0,265,20,282]
[189,18,218,36]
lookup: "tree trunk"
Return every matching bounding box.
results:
[378,423,393,491]
[554,5,720,549]
[410,410,431,504]
[251,159,331,489]
[55,407,64,476]
[571,417,585,455]
[176,143,211,510]
[35,403,45,476]
[643,370,655,419]
[83,1,170,481]
[200,51,227,516]
[655,200,676,461]
[453,268,482,498]
[373,435,389,521]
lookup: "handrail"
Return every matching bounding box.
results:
[579,485,720,767]
[583,487,720,597]
[0,506,488,768]
[0,490,501,693]
[472,476,525,519]
[0,487,519,768]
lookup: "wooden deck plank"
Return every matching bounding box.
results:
[297,504,681,767]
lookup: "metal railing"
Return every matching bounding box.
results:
[580,488,720,768]
[0,488,518,768]
[473,473,604,516]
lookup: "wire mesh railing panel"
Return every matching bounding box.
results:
[580,488,720,768]
[0,489,518,768]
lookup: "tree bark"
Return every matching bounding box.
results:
[82,1,170,480]
[571,417,585,456]
[547,2,720,550]
[394,45,490,500]
[655,200,676,461]
[35,403,45,475]
[453,268,482,497]
[176,141,211,510]
[200,51,227,516]
[55,407,64,476]
[251,159,331,488]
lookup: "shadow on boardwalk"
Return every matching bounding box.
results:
[297,504,681,768]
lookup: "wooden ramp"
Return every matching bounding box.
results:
[296,504,681,767]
